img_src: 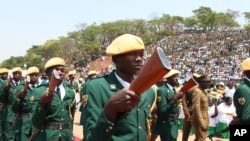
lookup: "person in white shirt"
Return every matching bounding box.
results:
[216,97,236,139]
[207,97,218,136]
[224,81,236,100]
[178,101,185,132]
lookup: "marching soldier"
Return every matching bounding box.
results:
[181,73,201,141]
[233,58,250,124]
[1,67,25,141]
[80,34,157,141]
[31,57,76,141]
[153,69,184,141]
[11,66,41,141]
[66,70,79,91]
[191,74,211,141]
[86,70,97,81]
[0,68,9,140]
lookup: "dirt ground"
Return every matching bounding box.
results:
[73,111,229,141]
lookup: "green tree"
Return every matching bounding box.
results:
[192,6,216,30]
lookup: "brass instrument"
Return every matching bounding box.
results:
[130,47,171,95]
[12,75,30,127]
[69,99,76,120]
[180,77,198,93]
[48,69,62,94]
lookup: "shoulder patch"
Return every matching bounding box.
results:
[238,97,245,105]
[81,95,88,107]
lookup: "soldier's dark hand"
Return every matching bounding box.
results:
[17,90,27,99]
[201,126,208,132]
[38,90,54,106]
[230,119,240,125]
[3,84,11,91]
[167,92,184,102]
[104,88,141,122]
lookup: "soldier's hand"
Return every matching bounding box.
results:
[173,92,183,101]
[17,90,27,99]
[201,126,208,132]
[3,84,11,91]
[38,90,54,106]
[69,75,75,81]
[185,115,191,121]
[104,88,141,122]
[230,119,240,125]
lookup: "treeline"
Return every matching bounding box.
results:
[1,6,250,72]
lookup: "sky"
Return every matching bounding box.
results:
[1,0,250,63]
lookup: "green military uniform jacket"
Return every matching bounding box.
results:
[153,84,179,139]
[63,79,79,91]
[0,80,25,123]
[11,80,47,141]
[31,82,75,141]
[233,78,250,124]
[0,79,8,140]
[81,71,156,141]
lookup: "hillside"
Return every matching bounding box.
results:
[88,56,113,72]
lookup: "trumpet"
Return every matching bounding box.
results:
[48,69,62,94]
[130,47,171,95]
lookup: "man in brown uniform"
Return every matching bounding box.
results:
[182,73,201,141]
[191,74,211,141]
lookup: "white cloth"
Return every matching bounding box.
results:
[57,83,66,100]
[115,72,130,88]
[208,105,217,127]
[224,87,236,99]
[179,104,185,119]
[217,102,236,125]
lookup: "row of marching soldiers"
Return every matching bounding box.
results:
[0,57,84,141]
[149,70,237,141]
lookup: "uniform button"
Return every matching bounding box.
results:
[137,108,140,111]
[59,134,61,136]
[109,126,113,130]
[163,121,166,123]
[138,126,142,129]
[62,109,64,112]
[106,129,109,132]
[61,118,64,120]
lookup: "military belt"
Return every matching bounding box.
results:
[167,114,179,120]
[45,122,70,130]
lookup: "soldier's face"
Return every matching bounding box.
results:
[1,73,8,80]
[13,71,22,81]
[29,73,39,84]
[55,66,66,80]
[114,50,144,76]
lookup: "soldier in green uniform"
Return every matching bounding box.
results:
[80,34,156,141]
[66,70,79,91]
[31,57,76,141]
[233,58,250,124]
[0,68,9,141]
[11,66,41,141]
[1,67,25,141]
[153,69,183,141]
